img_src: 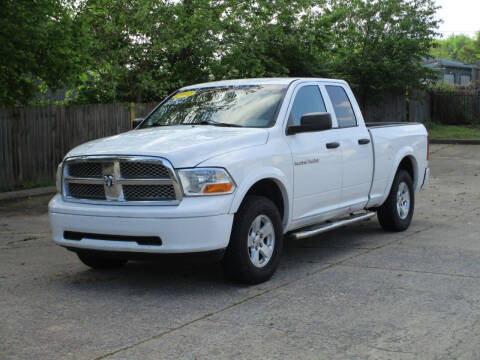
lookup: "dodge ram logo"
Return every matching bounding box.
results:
[103,175,114,188]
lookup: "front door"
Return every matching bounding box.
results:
[284,84,343,227]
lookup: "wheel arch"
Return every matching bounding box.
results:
[230,175,290,230]
[381,151,419,206]
[397,156,417,187]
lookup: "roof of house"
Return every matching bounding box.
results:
[423,58,475,70]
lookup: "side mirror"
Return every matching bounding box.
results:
[287,112,332,135]
[132,118,144,129]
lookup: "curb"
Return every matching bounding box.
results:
[430,139,480,145]
[0,186,56,201]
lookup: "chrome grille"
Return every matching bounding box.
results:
[69,162,103,178]
[120,163,169,179]
[68,183,106,200]
[123,185,175,201]
[62,156,181,204]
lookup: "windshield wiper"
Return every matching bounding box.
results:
[147,123,193,128]
[145,121,242,128]
[196,120,242,128]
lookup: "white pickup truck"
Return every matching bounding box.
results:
[49,78,429,283]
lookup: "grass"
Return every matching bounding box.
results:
[424,122,480,139]
[0,179,55,193]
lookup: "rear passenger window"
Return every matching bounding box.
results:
[289,85,326,126]
[326,85,357,128]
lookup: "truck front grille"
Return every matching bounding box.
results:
[69,162,103,178]
[120,162,170,179]
[62,156,181,204]
[68,183,106,200]
[123,184,176,201]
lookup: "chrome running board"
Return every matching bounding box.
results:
[290,212,376,240]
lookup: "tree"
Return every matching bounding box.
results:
[3,0,439,106]
[211,0,439,103]
[430,32,480,64]
[214,0,336,79]
[73,0,224,103]
[326,0,439,102]
[0,0,88,107]
[71,0,441,104]
[210,0,439,101]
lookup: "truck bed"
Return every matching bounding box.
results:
[366,122,428,208]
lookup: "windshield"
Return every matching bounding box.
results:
[139,85,287,129]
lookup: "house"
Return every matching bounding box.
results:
[423,58,480,86]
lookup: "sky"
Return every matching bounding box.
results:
[435,0,480,38]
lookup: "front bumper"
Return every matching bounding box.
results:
[49,194,234,254]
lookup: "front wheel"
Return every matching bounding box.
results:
[377,169,415,232]
[222,196,283,284]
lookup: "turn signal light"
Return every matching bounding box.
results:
[203,183,233,194]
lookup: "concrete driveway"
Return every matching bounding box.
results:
[1,144,480,360]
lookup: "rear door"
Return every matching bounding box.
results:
[284,83,343,227]
[324,84,373,211]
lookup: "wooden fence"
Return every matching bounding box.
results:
[0,103,156,189]
[359,94,407,123]
[359,89,480,125]
[430,90,480,125]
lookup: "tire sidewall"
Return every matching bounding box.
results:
[224,196,284,283]
[390,170,415,229]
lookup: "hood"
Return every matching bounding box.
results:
[65,125,269,168]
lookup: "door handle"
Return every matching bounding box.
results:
[326,142,340,149]
[358,138,370,145]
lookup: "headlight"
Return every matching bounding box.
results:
[56,162,63,194]
[177,168,235,196]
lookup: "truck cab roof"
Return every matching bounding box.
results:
[180,77,348,90]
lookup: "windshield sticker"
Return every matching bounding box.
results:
[173,90,196,99]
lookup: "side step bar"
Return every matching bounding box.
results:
[290,212,376,240]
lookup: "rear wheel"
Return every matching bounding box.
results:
[377,169,414,232]
[77,252,127,269]
[222,196,283,284]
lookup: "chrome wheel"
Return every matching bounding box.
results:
[396,181,410,220]
[247,215,275,268]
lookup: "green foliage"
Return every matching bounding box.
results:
[326,0,439,102]
[424,122,480,139]
[214,0,334,79]
[2,0,440,107]
[0,0,89,107]
[69,0,226,103]
[428,81,463,93]
[430,32,480,64]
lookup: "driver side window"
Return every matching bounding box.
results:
[289,85,326,126]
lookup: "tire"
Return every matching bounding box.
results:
[77,251,127,269]
[377,169,415,232]
[222,196,284,284]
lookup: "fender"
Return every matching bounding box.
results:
[378,146,419,206]
[228,167,292,229]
